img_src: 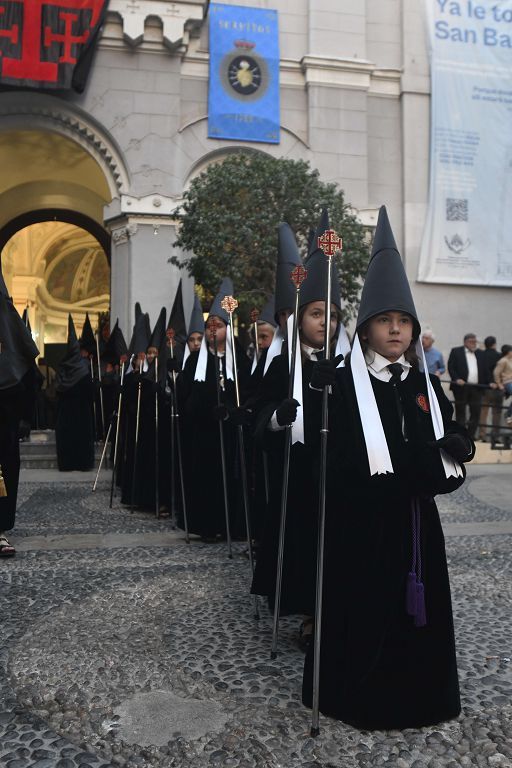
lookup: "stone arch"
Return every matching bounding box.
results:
[0,91,130,198]
[176,117,312,191]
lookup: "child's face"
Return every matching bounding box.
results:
[187,332,203,352]
[299,302,338,350]
[146,346,158,364]
[257,323,274,350]
[205,317,227,345]
[363,312,414,361]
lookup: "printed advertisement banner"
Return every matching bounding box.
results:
[418,1,512,286]
[208,3,280,144]
[0,0,108,93]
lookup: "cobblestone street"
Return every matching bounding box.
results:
[1,465,511,768]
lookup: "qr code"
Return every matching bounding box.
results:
[446,198,468,221]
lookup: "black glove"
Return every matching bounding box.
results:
[275,398,300,427]
[229,406,252,426]
[429,433,473,463]
[212,404,229,421]
[167,357,179,373]
[310,354,344,389]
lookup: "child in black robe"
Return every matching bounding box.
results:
[251,241,343,642]
[177,278,250,541]
[55,316,95,471]
[302,206,473,729]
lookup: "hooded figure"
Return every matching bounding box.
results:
[0,275,39,546]
[250,219,343,619]
[302,205,473,730]
[183,293,204,365]
[100,320,127,434]
[260,223,303,380]
[55,315,95,471]
[274,223,302,325]
[130,306,172,515]
[166,280,187,364]
[120,312,153,507]
[177,276,250,540]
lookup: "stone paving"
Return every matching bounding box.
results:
[1,466,511,768]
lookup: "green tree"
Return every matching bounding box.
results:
[170,152,371,323]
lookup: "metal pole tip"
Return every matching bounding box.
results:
[270,651,277,660]
[310,727,320,738]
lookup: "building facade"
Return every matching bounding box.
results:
[0,0,509,355]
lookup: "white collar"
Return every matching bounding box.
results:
[365,350,411,375]
[301,343,323,360]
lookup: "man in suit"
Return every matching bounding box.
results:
[447,333,486,439]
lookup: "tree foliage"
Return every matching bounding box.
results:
[170,152,371,324]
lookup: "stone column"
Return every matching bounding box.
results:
[105,195,192,339]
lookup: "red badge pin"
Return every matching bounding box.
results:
[416,393,430,413]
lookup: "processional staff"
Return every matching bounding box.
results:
[89,356,97,441]
[208,316,233,559]
[109,356,128,508]
[166,327,190,543]
[250,306,270,504]
[311,227,343,737]
[221,295,259,620]
[250,308,260,363]
[130,352,145,513]
[95,330,106,441]
[154,355,160,519]
[270,263,308,660]
[92,420,113,492]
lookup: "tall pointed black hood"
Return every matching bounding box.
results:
[274,223,302,321]
[167,280,187,343]
[187,293,204,337]
[55,315,90,392]
[298,248,341,310]
[149,307,167,350]
[80,313,96,355]
[306,207,330,261]
[132,312,151,357]
[356,205,420,337]
[258,295,277,327]
[208,277,234,324]
[102,320,128,366]
[299,210,341,309]
[0,295,39,390]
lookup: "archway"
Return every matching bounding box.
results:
[0,128,114,360]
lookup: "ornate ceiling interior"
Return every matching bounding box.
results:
[2,221,109,346]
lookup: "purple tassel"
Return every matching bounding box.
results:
[406,572,418,616]
[414,582,427,627]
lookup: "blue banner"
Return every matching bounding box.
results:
[419,1,512,286]
[208,3,280,144]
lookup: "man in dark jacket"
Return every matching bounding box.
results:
[478,336,503,444]
[447,333,486,439]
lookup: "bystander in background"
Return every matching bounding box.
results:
[447,333,486,440]
[421,328,445,376]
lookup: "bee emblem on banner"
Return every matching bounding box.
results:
[221,40,269,101]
